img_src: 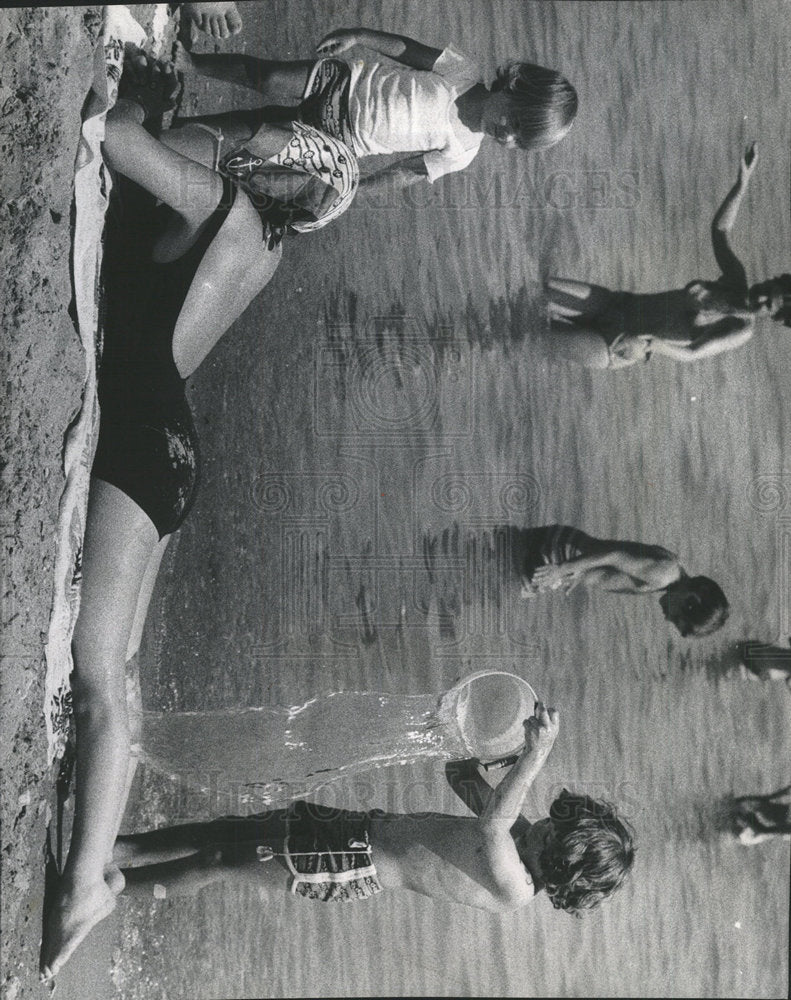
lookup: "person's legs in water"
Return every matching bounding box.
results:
[546,278,614,317]
[40,484,162,979]
[115,813,293,899]
[542,278,614,368]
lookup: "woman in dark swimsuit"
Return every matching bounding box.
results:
[544,144,791,368]
[40,52,358,979]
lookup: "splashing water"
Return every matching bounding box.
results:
[135,671,535,820]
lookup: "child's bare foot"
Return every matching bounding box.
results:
[182,2,243,39]
[40,879,117,980]
[104,862,126,896]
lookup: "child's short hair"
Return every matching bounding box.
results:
[682,576,729,637]
[540,790,635,915]
[491,62,578,150]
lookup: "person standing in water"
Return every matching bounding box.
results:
[515,524,729,638]
[545,143,791,368]
[112,703,635,915]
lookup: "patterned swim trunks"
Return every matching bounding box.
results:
[280,801,384,902]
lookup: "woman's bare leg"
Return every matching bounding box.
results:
[105,96,283,375]
[171,185,283,377]
[41,483,160,978]
[103,100,225,251]
[126,535,171,662]
[96,534,174,897]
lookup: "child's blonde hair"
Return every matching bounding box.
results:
[491,62,578,150]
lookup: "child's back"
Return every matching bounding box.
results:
[343,46,484,180]
[369,812,536,911]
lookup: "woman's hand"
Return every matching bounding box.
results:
[316,29,361,56]
[738,142,758,185]
[523,702,559,757]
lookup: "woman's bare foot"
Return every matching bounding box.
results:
[104,862,126,896]
[40,879,117,980]
[182,2,243,39]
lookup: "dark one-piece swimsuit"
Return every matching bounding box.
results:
[92,173,236,539]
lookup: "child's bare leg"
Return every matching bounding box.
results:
[182,2,243,40]
[174,41,313,103]
[41,485,161,979]
[117,813,292,898]
[546,278,613,317]
[541,320,611,369]
[122,850,290,900]
[115,812,290,868]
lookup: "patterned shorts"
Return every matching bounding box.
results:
[299,57,354,148]
[282,801,384,902]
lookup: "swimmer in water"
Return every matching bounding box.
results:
[730,784,791,845]
[515,524,728,638]
[113,704,635,916]
[545,143,791,368]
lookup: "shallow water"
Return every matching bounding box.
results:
[114,1,791,997]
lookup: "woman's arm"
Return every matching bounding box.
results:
[316,28,442,71]
[655,316,754,361]
[531,543,680,595]
[710,143,758,290]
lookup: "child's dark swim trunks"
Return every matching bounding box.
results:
[281,800,384,902]
[205,802,384,902]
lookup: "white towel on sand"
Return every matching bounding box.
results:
[43,6,146,763]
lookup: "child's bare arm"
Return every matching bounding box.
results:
[358,154,429,193]
[531,543,679,594]
[710,143,757,290]
[445,760,495,816]
[317,28,442,71]
[475,705,557,905]
[179,50,272,92]
[657,316,754,361]
[480,704,559,831]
